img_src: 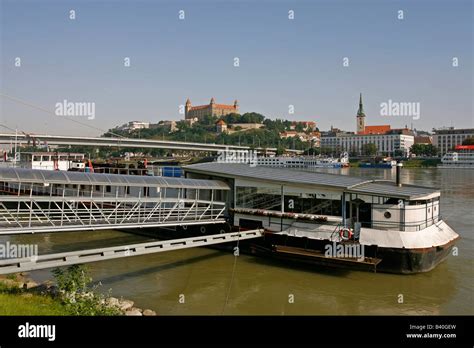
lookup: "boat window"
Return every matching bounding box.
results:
[407,200,428,205]
[384,197,399,205]
[236,186,281,212]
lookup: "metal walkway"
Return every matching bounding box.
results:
[0,196,227,234]
[0,167,230,234]
[0,230,264,274]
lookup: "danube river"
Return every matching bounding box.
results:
[5,168,473,315]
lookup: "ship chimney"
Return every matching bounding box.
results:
[396,161,403,187]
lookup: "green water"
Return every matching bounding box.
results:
[3,168,473,315]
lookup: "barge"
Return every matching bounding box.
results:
[183,162,459,274]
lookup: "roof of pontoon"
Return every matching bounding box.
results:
[0,167,229,190]
[184,163,439,199]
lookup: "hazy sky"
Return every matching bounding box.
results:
[1,0,472,137]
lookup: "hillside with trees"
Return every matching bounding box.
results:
[103,112,315,153]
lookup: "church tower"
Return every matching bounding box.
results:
[356,93,366,134]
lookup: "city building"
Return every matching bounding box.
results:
[185,98,239,120]
[361,125,391,135]
[321,133,414,156]
[279,131,321,146]
[119,121,150,131]
[158,120,178,132]
[356,94,398,135]
[289,121,317,131]
[128,121,150,130]
[216,119,228,134]
[320,95,414,156]
[356,93,366,134]
[387,127,414,136]
[432,128,474,155]
[414,136,432,145]
[279,131,298,139]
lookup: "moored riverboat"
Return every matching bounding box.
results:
[183,162,459,274]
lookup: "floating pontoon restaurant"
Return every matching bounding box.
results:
[184,163,459,273]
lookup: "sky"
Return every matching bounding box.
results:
[0,0,472,137]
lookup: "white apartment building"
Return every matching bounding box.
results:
[432,128,474,155]
[119,121,150,131]
[128,121,150,130]
[321,133,414,157]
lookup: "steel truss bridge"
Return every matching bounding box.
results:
[0,167,263,273]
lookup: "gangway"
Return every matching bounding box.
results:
[0,167,230,234]
[0,229,263,274]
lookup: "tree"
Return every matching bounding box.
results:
[361,143,377,156]
[221,113,241,124]
[241,112,265,124]
[200,114,218,126]
[304,148,321,156]
[176,121,190,132]
[424,144,438,156]
[295,123,305,132]
[276,145,285,156]
[410,144,424,156]
[410,144,438,157]
[394,149,404,157]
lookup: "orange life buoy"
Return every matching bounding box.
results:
[339,228,353,240]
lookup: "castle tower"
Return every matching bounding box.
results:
[356,93,366,134]
[185,98,191,119]
[210,97,215,115]
[234,99,239,113]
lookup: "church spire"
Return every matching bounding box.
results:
[357,93,365,117]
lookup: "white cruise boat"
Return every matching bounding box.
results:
[438,145,474,169]
[257,153,349,168]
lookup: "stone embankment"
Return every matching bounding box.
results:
[0,274,156,316]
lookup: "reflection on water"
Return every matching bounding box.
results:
[2,168,473,315]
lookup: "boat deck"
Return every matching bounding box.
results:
[272,245,383,272]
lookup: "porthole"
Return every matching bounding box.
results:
[384,211,392,219]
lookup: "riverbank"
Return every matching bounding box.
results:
[349,158,440,168]
[0,274,67,315]
[401,158,440,168]
[0,271,157,316]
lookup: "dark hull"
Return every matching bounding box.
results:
[374,241,457,274]
[250,232,458,274]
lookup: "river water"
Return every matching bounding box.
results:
[3,168,473,315]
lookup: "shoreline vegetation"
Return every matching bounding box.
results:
[0,265,156,316]
[349,158,440,168]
